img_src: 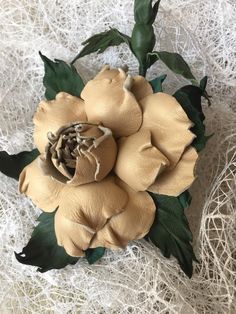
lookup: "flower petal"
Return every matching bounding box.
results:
[148,147,198,196]
[55,210,90,257]
[131,75,153,101]
[33,92,86,153]
[67,125,117,186]
[94,66,153,100]
[54,176,128,254]
[19,157,63,212]
[94,65,121,80]
[115,129,169,191]
[87,132,117,182]
[90,179,156,249]
[81,68,142,137]
[140,92,195,168]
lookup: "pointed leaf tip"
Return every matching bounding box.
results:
[40,53,84,100]
[151,0,161,24]
[85,247,105,265]
[200,76,208,92]
[0,149,39,180]
[147,192,197,278]
[72,29,131,64]
[15,211,79,272]
[173,85,209,152]
[134,0,161,24]
[150,74,167,92]
[151,51,196,82]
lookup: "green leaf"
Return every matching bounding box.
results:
[175,85,205,120]
[147,52,159,69]
[40,52,84,100]
[149,74,167,92]
[15,211,79,272]
[151,0,161,24]
[173,85,208,151]
[85,247,106,265]
[0,149,39,180]
[71,29,131,64]
[199,76,212,106]
[149,51,197,83]
[178,191,192,210]
[200,76,208,92]
[134,0,161,24]
[147,193,197,278]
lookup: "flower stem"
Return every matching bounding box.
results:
[139,65,147,77]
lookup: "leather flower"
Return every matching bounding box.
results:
[19,65,198,257]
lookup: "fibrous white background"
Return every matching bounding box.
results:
[0,0,236,313]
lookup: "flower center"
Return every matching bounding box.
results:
[40,121,117,186]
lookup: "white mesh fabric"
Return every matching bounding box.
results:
[0,0,235,313]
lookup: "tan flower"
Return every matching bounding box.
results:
[19,65,198,257]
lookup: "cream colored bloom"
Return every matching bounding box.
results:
[19,65,198,257]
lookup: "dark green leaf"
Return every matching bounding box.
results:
[200,76,208,92]
[15,211,79,272]
[40,52,84,100]
[134,0,161,24]
[0,149,39,180]
[72,29,131,64]
[147,193,197,278]
[147,52,159,69]
[173,85,209,151]
[178,191,192,210]
[199,76,212,106]
[85,247,106,265]
[149,74,167,92]
[149,51,197,83]
[151,0,161,24]
[175,85,205,120]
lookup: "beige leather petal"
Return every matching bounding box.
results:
[81,69,142,137]
[140,92,195,168]
[94,66,152,100]
[115,129,169,191]
[148,147,198,196]
[66,151,98,186]
[131,75,153,101]
[67,126,117,186]
[90,179,156,249]
[82,134,117,182]
[33,92,87,153]
[19,157,63,212]
[54,176,128,255]
[94,65,121,80]
[55,210,91,257]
